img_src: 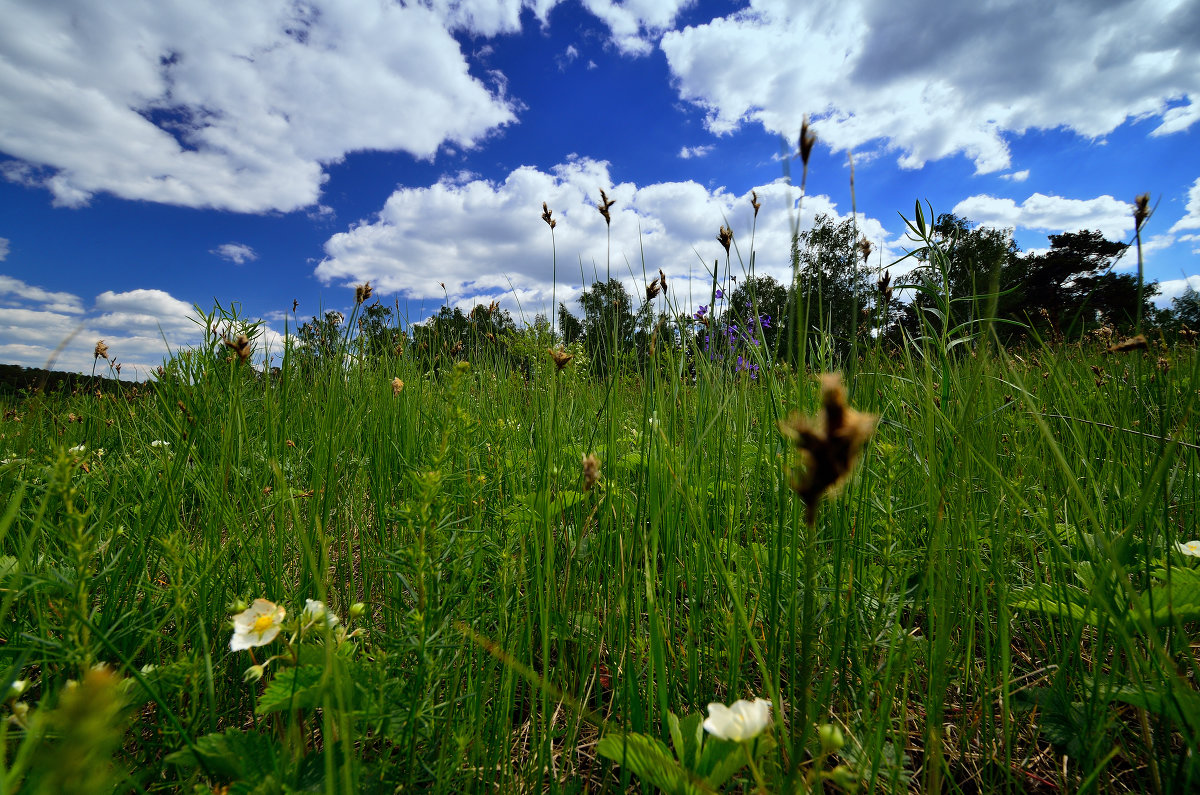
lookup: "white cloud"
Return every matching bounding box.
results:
[1001,170,1030,183]
[314,157,893,320]
[952,193,1134,240]
[580,0,696,55]
[678,145,714,159]
[0,0,518,212]
[660,0,1200,173]
[0,280,283,378]
[0,238,8,260]
[0,274,85,314]
[212,243,258,265]
[1169,176,1200,233]
[1155,274,1200,304]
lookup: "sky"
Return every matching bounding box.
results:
[1,0,1198,379]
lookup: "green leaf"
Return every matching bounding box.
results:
[1011,586,1109,628]
[597,732,712,795]
[697,733,775,789]
[256,665,326,715]
[1131,567,1200,626]
[165,728,281,784]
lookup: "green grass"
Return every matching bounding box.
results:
[2,244,1199,794]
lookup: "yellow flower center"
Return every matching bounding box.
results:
[251,614,275,634]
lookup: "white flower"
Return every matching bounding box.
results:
[68,444,86,454]
[1176,540,1200,558]
[230,598,286,651]
[302,598,340,629]
[150,440,170,448]
[703,697,772,742]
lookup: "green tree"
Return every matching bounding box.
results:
[576,279,642,374]
[790,214,871,361]
[727,274,788,356]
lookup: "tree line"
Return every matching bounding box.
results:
[291,212,1199,376]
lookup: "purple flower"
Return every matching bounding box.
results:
[759,315,771,329]
[715,289,724,300]
[694,305,708,320]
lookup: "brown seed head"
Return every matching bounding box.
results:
[93,340,109,360]
[292,299,299,313]
[355,282,373,305]
[1107,334,1149,354]
[597,188,616,226]
[877,270,893,303]
[798,115,817,167]
[391,377,404,396]
[659,268,667,293]
[858,237,873,264]
[1134,193,1151,232]
[549,346,574,371]
[645,277,662,301]
[777,372,878,525]
[224,333,252,363]
[717,225,733,254]
[582,453,601,492]
[750,190,761,218]
[541,201,556,229]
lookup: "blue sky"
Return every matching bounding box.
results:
[1,0,1198,378]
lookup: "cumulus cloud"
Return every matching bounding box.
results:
[952,193,1134,240]
[212,243,258,265]
[659,0,1199,173]
[1169,176,1200,233]
[0,0,518,212]
[678,145,714,159]
[0,279,284,378]
[314,157,893,320]
[1001,170,1030,183]
[580,0,697,55]
[0,274,85,315]
[0,238,8,260]
[1155,274,1200,304]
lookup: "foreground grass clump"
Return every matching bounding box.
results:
[1,289,1198,793]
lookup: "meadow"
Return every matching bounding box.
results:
[1,200,1199,795]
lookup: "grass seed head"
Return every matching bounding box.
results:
[582,453,601,491]
[391,377,404,395]
[717,225,733,254]
[541,201,556,229]
[1107,334,1148,354]
[93,340,109,360]
[659,268,667,293]
[356,282,373,304]
[750,190,761,218]
[858,237,873,263]
[597,188,616,226]
[1134,192,1151,232]
[798,114,817,167]
[778,372,878,525]
[645,277,662,301]
[549,346,574,371]
[224,333,252,363]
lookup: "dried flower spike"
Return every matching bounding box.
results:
[798,115,817,167]
[93,340,109,360]
[224,333,252,363]
[717,225,733,254]
[549,347,573,371]
[858,237,873,263]
[659,268,667,293]
[582,453,601,492]
[1134,193,1151,232]
[750,190,761,218]
[292,299,299,313]
[1107,334,1148,354]
[356,282,373,304]
[645,277,662,301]
[597,188,616,226]
[541,201,556,229]
[391,377,404,396]
[778,373,878,525]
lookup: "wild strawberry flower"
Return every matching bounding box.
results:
[1176,540,1200,558]
[703,697,772,742]
[302,598,340,629]
[150,440,170,448]
[230,599,286,651]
